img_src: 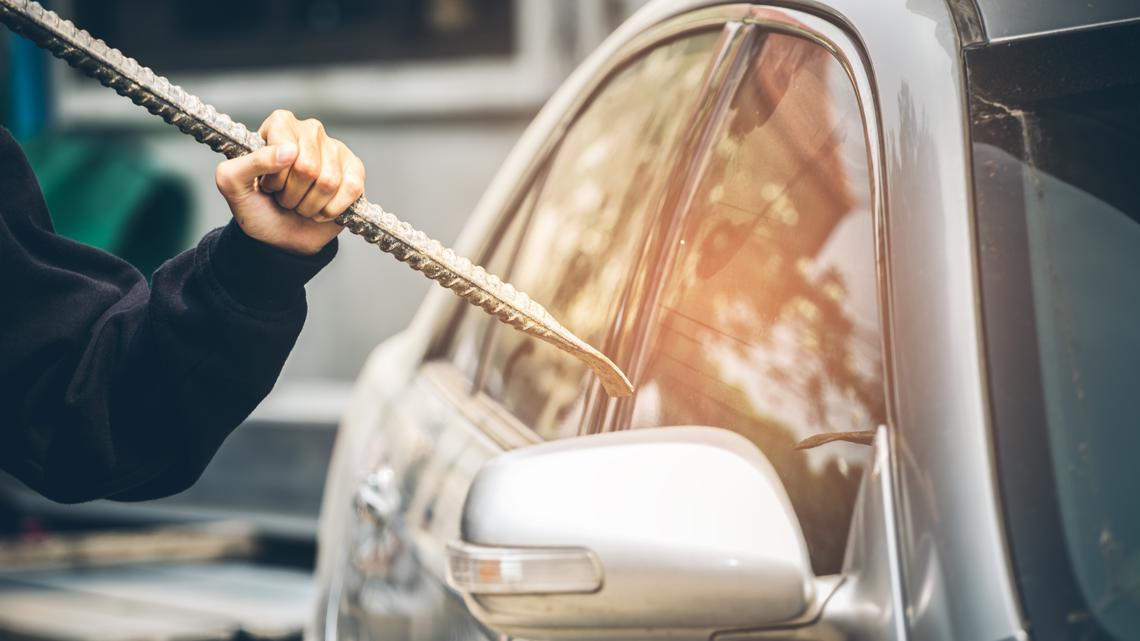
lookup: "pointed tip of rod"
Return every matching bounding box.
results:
[595,364,635,397]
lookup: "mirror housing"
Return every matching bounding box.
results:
[448,427,817,638]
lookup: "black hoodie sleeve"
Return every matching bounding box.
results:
[0,127,337,503]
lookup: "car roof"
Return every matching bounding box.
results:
[970,0,1140,42]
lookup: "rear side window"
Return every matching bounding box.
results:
[479,32,722,439]
[627,32,886,575]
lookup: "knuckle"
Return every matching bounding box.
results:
[261,109,293,135]
[317,171,341,192]
[304,118,325,134]
[343,174,365,196]
[293,159,320,180]
[214,164,235,191]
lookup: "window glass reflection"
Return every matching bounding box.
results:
[430,176,544,382]
[630,33,885,575]
[482,32,721,439]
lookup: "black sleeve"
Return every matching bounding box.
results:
[0,127,337,503]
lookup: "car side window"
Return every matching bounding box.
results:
[479,32,723,439]
[430,178,545,382]
[627,32,886,576]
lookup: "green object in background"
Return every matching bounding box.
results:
[4,22,192,277]
[22,135,193,277]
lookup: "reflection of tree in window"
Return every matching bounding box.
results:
[630,34,885,575]
[481,33,720,439]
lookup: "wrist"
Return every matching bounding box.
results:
[232,215,342,257]
[262,236,335,257]
[207,220,338,312]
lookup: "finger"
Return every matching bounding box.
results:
[295,138,346,218]
[258,110,301,194]
[316,152,366,222]
[276,121,324,210]
[215,144,299,200]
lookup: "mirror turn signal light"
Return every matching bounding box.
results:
[446,541,604,595]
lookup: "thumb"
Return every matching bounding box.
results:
[215,143,299,198]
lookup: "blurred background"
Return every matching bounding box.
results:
[0,1,646,638]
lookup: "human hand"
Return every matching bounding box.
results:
[214,110,366,256]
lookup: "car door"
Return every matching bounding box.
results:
[437,12,900,640]
[319,16,737,641]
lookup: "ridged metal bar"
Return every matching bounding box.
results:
[0,0,633,397]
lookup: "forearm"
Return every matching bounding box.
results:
[0,112,353,502]
[106,221,336,501]
[1,219,334,503]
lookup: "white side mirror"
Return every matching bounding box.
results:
[447,427,818,639]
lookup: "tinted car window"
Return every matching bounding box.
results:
[627,33,885,575]
[480,32,721,439]
[969,24,1140,641]
[430,176,545,382]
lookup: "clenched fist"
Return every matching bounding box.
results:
[214,110,366,256]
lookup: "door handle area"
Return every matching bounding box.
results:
[353,468,399,529]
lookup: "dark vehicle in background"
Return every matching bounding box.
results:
[312,1,1140,640]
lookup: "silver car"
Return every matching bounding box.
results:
[312,1,1140,640]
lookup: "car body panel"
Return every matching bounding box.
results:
[314,1,1030,640]
[838,1,1028,640]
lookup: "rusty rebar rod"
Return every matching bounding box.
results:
[0,0,633,396]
